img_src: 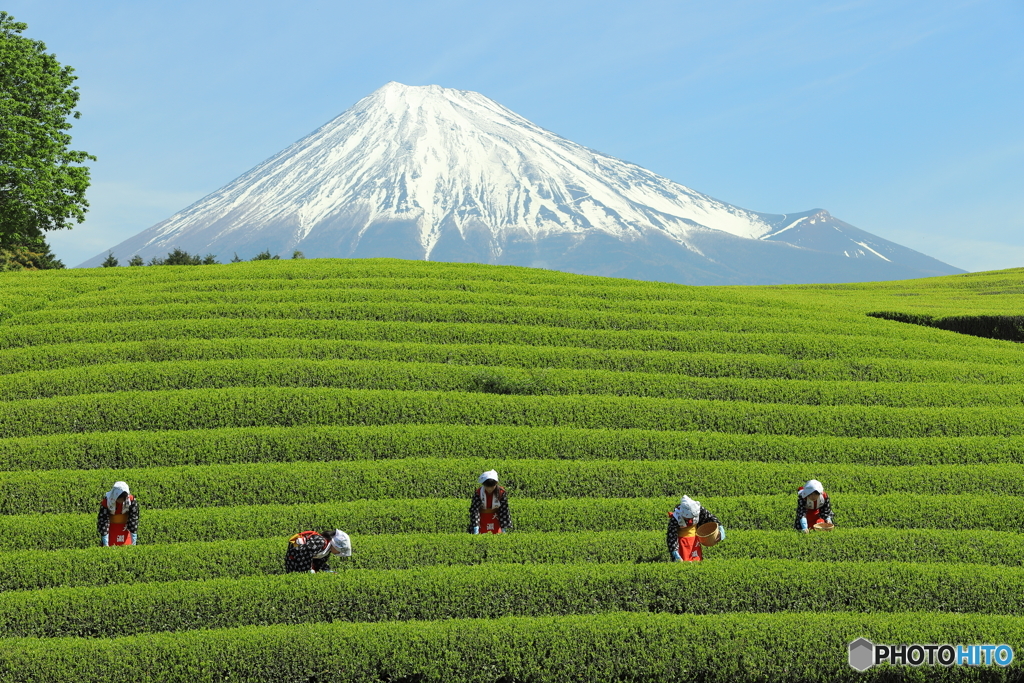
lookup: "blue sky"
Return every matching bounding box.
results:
[8,0,1023,271]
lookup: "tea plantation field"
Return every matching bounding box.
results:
[1,259,1022,682]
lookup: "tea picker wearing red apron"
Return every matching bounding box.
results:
[468,469,512,534]
[795,479,834,533]
[284,529,352,573]
[666,495,723,562]
[98,481,140,546]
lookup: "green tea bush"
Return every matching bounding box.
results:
[2,458,1021,515]
[2,560,1022,638]
[2,260,1023,682]
[6,337,1024,384]
[3,611,1021,683]
[3,318,1014,365]
[0,494,1016,550]
[4,387,1024,439]
[4,529,1024,592]
[4,425,1022,471]
[7,357,1024,407]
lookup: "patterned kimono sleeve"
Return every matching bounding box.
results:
[311,535,332,572]
[666,515,680,556]
[498,489,512,531]
[794,496,806,530]
[285,535,328,572]
[97,502,110,536]
[127,499,140,533]
[819,494,834,523]
[467,490,481,532]
[697,507,720,527]
[308,535,329,571]
[295,544,314,571]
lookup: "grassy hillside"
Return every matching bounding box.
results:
[1,259,1022,682]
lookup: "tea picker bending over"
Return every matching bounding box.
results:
[667,495,723,562]
[98,481,139,546]
[795,479,834,533]
[468,469,512,534]
[285,529,352,573]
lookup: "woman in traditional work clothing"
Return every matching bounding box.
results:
[666,495,723,562]
[284,529,352,573]
[468,469,512,534]
[98,481,140,546]
[795,479,835,533]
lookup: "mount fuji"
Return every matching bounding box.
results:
[81,82,962,284]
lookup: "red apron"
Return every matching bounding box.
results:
[106,497,134,546]
[479,488,502,534]
[804,507,822,528]
[677,521,702,562]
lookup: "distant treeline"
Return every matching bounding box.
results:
[868,311,1024,343]
[101,249,305,267]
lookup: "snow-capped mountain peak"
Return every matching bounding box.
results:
[82,82,961,284]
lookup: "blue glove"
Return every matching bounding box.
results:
[670,550,681,561]
[472,526,479,535]
[799,517,808,530]
[101,534,109,547]
[719,525,726,541]
[131,533,138,545]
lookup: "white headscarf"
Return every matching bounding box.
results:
[478,470,499,485]
[330,530,352,557]
[313,530,351,559]
[673,495,701,524]
[800,480,825,509]
[106,481,130,512]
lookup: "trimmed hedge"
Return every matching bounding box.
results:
[5,387,1024,439]
[5,424,1024,471]
[3,261,1024,683]
[7,338,1024,385]
[48,284,822,322]
[3,458,1022,515]
[2,559,1023,638]
[2,319,1013,364]
[6,300,895,339]
[3,529,1024,591]
[7,357,1024,407]
[0,494,1016,550]
[3,611,1022,683]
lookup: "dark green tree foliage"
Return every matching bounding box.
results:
[128,254,143,266]
[0,241,63,270]
[251,250,280,261]
[147,248,218,266]
[0,12,93,264]
[100,252,117,268]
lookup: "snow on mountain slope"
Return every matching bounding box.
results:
[81,82,963,283]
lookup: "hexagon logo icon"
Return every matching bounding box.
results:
[849,638,875,671]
